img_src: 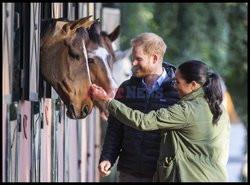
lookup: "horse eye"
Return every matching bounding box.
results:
[88,58,95,63]
[71,54,80,60]
[68,46,81,61]
[68,50,80,60]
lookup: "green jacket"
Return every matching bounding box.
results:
[108,87,230,182]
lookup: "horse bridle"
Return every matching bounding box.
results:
[82,40,92,84]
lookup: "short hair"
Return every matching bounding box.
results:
[130,32,167,61]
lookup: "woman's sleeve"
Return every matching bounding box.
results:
[108,99,188,131]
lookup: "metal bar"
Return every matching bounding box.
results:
[77,121,82,182]
[15,105,21,182]
[63,113,69,182]
[6,104,10,182]
[2,3,14,104]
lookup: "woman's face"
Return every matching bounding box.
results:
[174,69,194,98]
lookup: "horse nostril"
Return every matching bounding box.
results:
[82,105,89,116]
[68,104,76,119]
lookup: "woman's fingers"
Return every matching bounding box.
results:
[91,84,108,101]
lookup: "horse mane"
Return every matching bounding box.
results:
[100,31,115,59]
[40,18,69,45]
[88,22,102,45]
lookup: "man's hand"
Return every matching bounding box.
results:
[98,160,111,177]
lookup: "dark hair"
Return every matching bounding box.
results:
[178,60,223,125]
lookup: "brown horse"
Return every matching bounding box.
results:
[87,21,120,120]
[40,16,119,120]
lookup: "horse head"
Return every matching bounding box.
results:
[87,21,120,121]
[40,16,120,120]
[40,16,96,119]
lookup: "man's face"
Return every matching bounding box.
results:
[131,45,154,78]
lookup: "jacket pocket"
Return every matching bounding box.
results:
[154,158,176,182]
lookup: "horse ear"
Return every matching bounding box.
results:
[88,20,101,36]
[68,15,96,32]
[62,16,93,33]
[108,25,120,42]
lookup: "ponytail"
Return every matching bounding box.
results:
[178,60,224,125]
[203,72,223,125]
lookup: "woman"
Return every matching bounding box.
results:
[91,60,230,182]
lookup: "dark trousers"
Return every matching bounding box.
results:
[118,171,153,182]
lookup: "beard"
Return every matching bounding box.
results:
[132,65,152,78]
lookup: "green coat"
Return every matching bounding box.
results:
[108,87,230,182]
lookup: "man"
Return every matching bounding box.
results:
[98,33,179,182]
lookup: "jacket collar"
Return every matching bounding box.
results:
[181,87,205,101]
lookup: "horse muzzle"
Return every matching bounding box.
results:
[66,104,89,119]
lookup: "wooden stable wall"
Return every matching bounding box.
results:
[2,2,103,182]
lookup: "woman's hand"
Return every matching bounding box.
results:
[90,84,112,103]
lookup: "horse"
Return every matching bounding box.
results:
[112,48,133,87]
[86,21,119,121]
[40,15,119,120]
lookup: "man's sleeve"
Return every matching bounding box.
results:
[98,82,127,166]
[99,114,124,166]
